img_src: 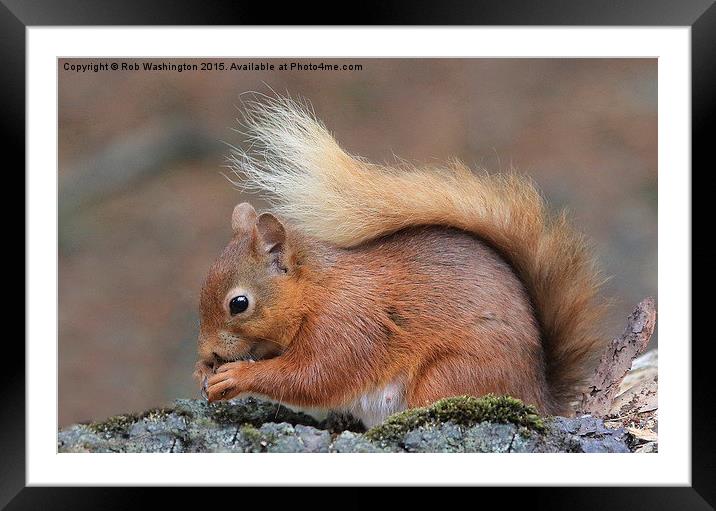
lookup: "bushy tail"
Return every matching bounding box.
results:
[228,94,607,411]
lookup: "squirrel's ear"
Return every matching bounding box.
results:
[232,203,257,234]
[256,212,286,254]
[256,213,289,273]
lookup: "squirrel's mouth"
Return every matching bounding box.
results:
[210,351,254,368]
[211,339,282,368]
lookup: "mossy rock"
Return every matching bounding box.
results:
[182,397,320,428]
[85,413,139,438]
[60,395,634,453]
[138,407,174,422]
[237,424,264,451]
[364,395,545,444]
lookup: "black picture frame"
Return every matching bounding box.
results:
[5,0,711,507]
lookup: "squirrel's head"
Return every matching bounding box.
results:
[197,202,304,368]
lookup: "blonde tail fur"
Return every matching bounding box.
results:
[228,94,607,410]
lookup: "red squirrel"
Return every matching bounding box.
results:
[194,96,607,426]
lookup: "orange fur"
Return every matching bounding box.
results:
[197,96,607,421]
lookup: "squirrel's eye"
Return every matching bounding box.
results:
[229,295,249,315]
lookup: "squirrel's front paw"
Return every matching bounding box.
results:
[206,362,249,402]
[193,360,215,401]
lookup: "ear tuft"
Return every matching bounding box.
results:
[256,213,286,253]
[232,203,257,234]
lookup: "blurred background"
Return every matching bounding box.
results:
[58,58,657,427]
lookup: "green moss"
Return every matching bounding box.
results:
[238,424,271,453]
[430,395,544,429]
[86,413,139,437]
[365,395,546,444]
[239,424,263,443]
[364,409,431,443]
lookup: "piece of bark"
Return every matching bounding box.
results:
[610,376,658,417]
[580,297,657,417]
[626,426,658,443]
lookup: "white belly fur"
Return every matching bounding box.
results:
[343,379,407,428]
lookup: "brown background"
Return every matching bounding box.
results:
[58,58,657,427]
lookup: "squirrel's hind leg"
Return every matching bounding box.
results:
[406,354,506,408]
